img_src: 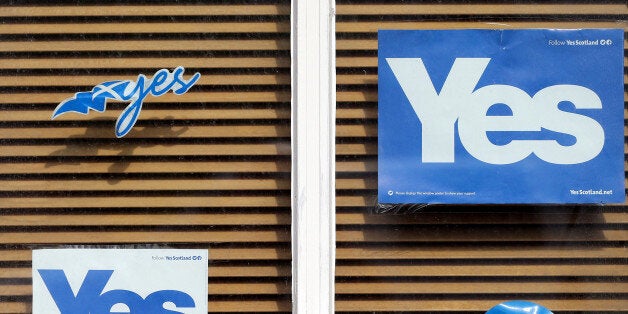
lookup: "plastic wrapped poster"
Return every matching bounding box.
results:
[32,249,208,314]
[378,29,624,206]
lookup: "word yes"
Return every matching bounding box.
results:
[387,58,604,164]
[38,269,195,313]
[52,66,201,137]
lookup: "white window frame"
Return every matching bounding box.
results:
[291,0,337,313]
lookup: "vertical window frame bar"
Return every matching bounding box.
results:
[291,0,337,313]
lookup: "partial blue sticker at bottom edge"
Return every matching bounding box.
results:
[486,300,553,314]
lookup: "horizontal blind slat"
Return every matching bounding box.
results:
[0,22,290,34]
[337,21,628,32]
[0,57,290,69]
[0,196,291,208]
[0,179,290,191]
[0,109,291,121]
[337,246,628,260]
[0,5,290,17]
[0,161,291,174]
[0,91,292,104]
[336,264,628,277]
[336,211,628,225]
[0,125,291,139]
[0,248,291,262]
[1,265,290,278]
[0,231,291,244]
[0,144,292,157]
[336,4,628,15]
[0,40,290,52]
[336,229,628,242]
[0,74,291,86]
[336,282,628,294]
[0,213,290,226]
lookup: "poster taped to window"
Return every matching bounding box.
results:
[378,29,624,204]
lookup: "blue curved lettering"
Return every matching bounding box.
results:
[51,67,200,137]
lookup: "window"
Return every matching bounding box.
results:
[0,1,626,313]
[333,1,627,313]
[0,1,291,312]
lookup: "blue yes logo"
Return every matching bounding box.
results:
[38,269,195,314]
[386,58,604,165]
[377,29,624,204]
[51,66,201,138]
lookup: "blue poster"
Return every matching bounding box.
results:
[378,29,624,204]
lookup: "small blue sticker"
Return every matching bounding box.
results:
[486,300,553,314]
[52,66,201,138]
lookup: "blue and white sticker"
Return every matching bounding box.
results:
[486,300,553,314]
[52,66,200,137]
[32,249,208,314]
[378,29,625,204]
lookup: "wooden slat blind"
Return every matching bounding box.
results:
[0,1,291,313]
[335,1,627,313]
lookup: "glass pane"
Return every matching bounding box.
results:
[0,0,291,312]
[335,1,627,312]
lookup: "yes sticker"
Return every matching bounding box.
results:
[52,67,200,138]
[378,29,624,204]
[32,249,208,314]
[486,300,553,314]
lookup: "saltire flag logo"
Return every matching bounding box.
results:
[51,66,201,137]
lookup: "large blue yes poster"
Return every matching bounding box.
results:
[378,29,625,204]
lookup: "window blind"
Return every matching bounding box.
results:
[0,1,291,312]
[335,1,627,312]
